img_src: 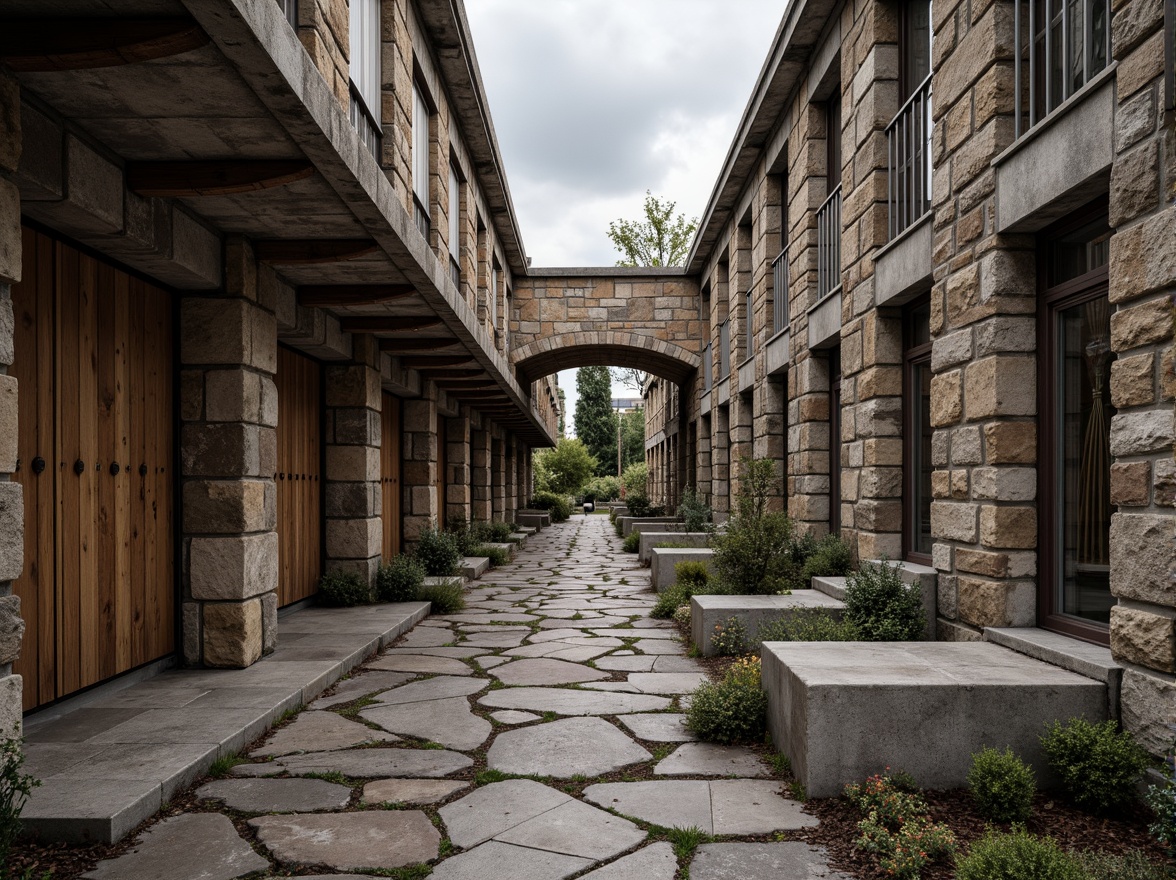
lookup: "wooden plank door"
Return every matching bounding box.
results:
[381,393,402,560]
[276,346,322,606]
[435,418,447,530]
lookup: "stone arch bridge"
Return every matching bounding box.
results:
[510,268,705,385]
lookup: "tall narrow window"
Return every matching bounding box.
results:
[412,83,432,240]
[903,298,933,563]
[817,91,843,300]
[280,0,297,28]
[889,0,934,239]
[448,163,461,288]
[490,262,499,333]
[829,347,842,537]
[1039,209,1114,643]
[348,0,380,156]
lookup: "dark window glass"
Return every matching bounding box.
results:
[829,347,841,537]
[903,0,933,95]
[1050,217,1111,285]
[904,299,933,561]
[826,92,842,197]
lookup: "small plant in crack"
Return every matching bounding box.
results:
[303,770,353,786]
[664,825,711,861]
[771,753,792,776]
[208,753,246,778]
[541,711,558,722]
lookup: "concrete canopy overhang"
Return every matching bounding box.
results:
[5,0,554,446]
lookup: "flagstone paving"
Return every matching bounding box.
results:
[80,514,839,880]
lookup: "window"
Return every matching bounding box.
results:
[280,0,297,28]
[903,298,933,563]
[829,347,842,537]
[490,261,499,332]
[817,91,843,300]
[1039,208,1114,643]
[412,82,432,240]
[888,0,933,239]
[348,0,380,156]
[448,163,461,288]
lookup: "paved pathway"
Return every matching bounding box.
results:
[82,515,845,880]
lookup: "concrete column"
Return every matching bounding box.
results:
[180,237,279,668]
[324,336,383,583]
[0,70,26,732]
[515,444,527,512]
[491,433,506,521]
[402,389,438,545]
[471,426,492,521]
[445,414,471,526]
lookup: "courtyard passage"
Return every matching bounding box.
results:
[80,514,843,880]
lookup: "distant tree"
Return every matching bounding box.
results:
[620,408,645,470]
[609,367,648,394]
[607,191,698,267]
[557,387,567,436]
[574,366,618,476]
[533,438,597,496]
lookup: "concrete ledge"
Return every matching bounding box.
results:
[737,357,755,393]
[765,329,790,376]
[651,548,716,591]
[639,530,710,565]
[763,641,1107,797]
[807,290,842,350]
[811,576,847,600]
[985,627,1123,719]
[875,212,933,306]
[20,601,429,843]
[423,575,469,589]
[515,526,538,537]
[516,512,551,530]
[461,557,490,580]
[691,592,844,656]
[619,516,680,537]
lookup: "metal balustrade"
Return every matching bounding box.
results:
[745,287,754,359]
[719,320,731,380]
[887,75,932,240]
[772,248,789,335]
[816,185,842,301]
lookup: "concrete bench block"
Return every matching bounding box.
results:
[618,516,680,537]
[691,592,844,656]
[516,512,550,530]
[810,576,847,600]
[423,575,468,589]
[507,532,528,549]
[651,548,715,591]
[762,641,1107,797]
[482,542,515,561]
[515,526,537,537]
[639,531,710,565]
[460,557,490,581]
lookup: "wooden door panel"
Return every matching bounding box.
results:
[381,394,401,560]
[276,346,322,606]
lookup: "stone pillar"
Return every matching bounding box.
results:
[504,438,518,523]
[0,69,26,732]
[515,444,527,512]
[180,237,279,668]
[712,404,730,520]
[471,426,492,522]
[698,414,713,502]
[755,375,787,512]
[787,353,831,537]
[402,389,439,544]
[445,414,471,526]
[324,336,383,583]
[491,433,506,521]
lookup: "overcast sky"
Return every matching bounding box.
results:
[465,0,786,433]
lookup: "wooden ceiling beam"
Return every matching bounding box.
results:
[127,160,315,197]
[254,239,379,264]
[433,380,499,389]
[298,284,416,308]
[338,316,441,333]
[0,18,210,71]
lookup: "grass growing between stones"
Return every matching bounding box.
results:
[208,753,247,778]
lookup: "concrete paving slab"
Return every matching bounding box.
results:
[498,798,645,859]
[652,656,706,672]
[370,675,487,705]
[578,842,678,880]
[366,654,474,676]
[250,811,439,871]
[583,780,713,832]
[491,658,609,686]
[709,780,818,833]
[430,840,591,880]
[655,743,770,777]
[633,639,685,655]
[196,777,352,812]
[475,655,510,668]
[82,813,269,880]
[627,672,708,694]
[378,645,485,659]
[439,779,570,847]
[487,717,652,777]
[616,713,698,742]
[281,747,472,778]
[251,711,396,756]
[594,656,657,672]
[491,710,540,724]
[361,697,492,750]
[362,778,469,805]
[689,842,847,879]
[479,687,672,716]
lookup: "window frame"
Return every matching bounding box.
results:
[348,0,381,156]
[902,296,934,566]
[412,80,434,240]
[448,161,462,288]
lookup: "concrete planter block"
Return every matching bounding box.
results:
[638,531,710,565]
[515,526,538,537]
[619,516,680,537]
[482,542,515,561]
[516,512,550,530]
[762,641,1106,797]
[691,592,844,657]
[810,576,847,601]
[507,532,528,548]
[461,557,490,581]
[651,548,715,592]
[423,575,468,589]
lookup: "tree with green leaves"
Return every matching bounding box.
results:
[620,408,645,470]
[533,438,597,496]
[557,387,567,436]
[607,191,698,267]
[574,366,618,476]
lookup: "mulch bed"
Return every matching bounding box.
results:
[803,787,1172,879]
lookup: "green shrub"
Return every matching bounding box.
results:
[626,492,652,518]
[799,533,853,585]
[955,829,1084,880]
[651,562,714,619]
[475,520,515,543]
[529,491,573,522]
[375,555,426,602]
[473,544,511,567]
[757,608,860,643]
[844,772,928,828]
[1041,718,1150,814]
[685,656,767,743]
[709,616,748,656]
[417,578,465,614]
[1073,849,1176,880]
[445,521,481,556]
[845,772,956,879]
[671,604,692,628]
[843,561,925,641]
[621,530,641,553]
[677,486,712,531]
[318,570,371,606]
[584,475,621,502]
[967,746,1036,823]
[676,561,711,588]
[414,526,462,577]
[1146,725,1176,855]
[710,457,797,595]
[0,732,39,868]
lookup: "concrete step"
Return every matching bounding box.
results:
[460,557,490,580]
[985,626,1122,718]
[638,530,709,565]
[650,547,715,592]
[691,591,844,656]
[423,574,469,589]
[514,526,538,537]
[762,640,1107,798]
[19,602,430,844]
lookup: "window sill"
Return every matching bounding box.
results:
[984,626,1122,714]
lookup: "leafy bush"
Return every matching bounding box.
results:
[685,656,767,743]
[651,561,714,619]
[671,604,692,628]
[845,773,956,880]
[955,828,1084,880]
[709,616,748,656]
[621,530,641,553]
[473,544,511,567]
[1146,725,1176,854]
[757,608,861,643]
[676,561,711,589]
[1073,849,1176,880]
[583,475,621,502]
[710,457,796,595]
[445,521,482,557]
[375,555,426,602]
[621,461,648,497]
[319,570,371,606]
[677,486,712,531]
[843,561,925,641]
[967,746,1036,823]
[799,533,853,585]
[414,526,463,576]
[475,521,515,543]
[529,491,573,523]
[1041,718,1150,814]
[0,732,39,868]
[417,578,465,614]
[626,492,652,518]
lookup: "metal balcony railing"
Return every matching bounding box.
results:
[772,248,788,335]
[1014,0,1111,137]
[745,287,754,359]
[719,321,731,380]
[703,342,712,391]
[887,75,933,240]
[816,185,842,301]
